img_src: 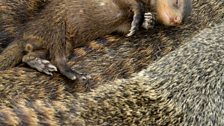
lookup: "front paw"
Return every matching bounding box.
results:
[71,69,92,81]
[142,12,155,30]
[26,58,57,76]
[126,26,137,37]
[59,66,91,81]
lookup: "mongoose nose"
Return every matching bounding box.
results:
[172,16,182,25]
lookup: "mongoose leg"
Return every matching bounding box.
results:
[126,1,145,37]
[142,12,155,30]
[55,56,88,80]
[50,27,88,80]
[22,49,89,80]
[22,50,57,76]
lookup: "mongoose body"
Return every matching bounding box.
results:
[0,81,182,126]
[0,20,223,125]
[0,0,223,125]
[0,0,49,49]
[0,0,192,80]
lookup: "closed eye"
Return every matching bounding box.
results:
[173,0,180,8]
[176,0,179,5]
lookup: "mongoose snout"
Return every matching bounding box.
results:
[153,0,192,26]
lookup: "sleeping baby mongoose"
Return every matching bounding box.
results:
[0,0,192,80]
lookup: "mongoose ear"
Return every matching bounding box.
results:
[182,0,192,20]
[25,43,34,52]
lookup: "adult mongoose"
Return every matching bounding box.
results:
[0,20,223,126]
[0,0,192,80]
[0,0,222,125]
[0,80,182,126]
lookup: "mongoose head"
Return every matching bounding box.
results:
[149,0,192,26]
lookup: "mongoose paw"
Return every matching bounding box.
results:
[60,67,91,81]
[73,70,92,81]
[63,71,77,80]
[26,58,57,76]
[64,72,91,81]
[126,29,136,37]
[126,13,142,37]
[126,18,140,37]
[142,12,155,30]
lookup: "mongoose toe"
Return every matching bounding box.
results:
[142,12,156,30]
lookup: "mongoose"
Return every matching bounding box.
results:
[0,0,221,88]
[0,0,192,80]
[0,0,222,124]
[0,20,223,125]
[0,81,182,126]
[0,0,49,49]
[0,0,50,69]
[1,0,150,79]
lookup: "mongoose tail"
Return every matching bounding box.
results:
[0,80,182,126]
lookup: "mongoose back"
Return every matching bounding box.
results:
[0,20,223,125]
[0,0,192,80]
[0,0,222,124]
[0,0,222,103]
[0,82,182,126]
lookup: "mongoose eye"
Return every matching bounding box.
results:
[176,0,179,5]
[173,0,179,8]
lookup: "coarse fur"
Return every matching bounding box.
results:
[0,0,49,49]
[0,81,182,126]
[0,0,192,80]
[0,0,222,125]
[0,0,50,68]
[0,19,223,125]
[0,0,222,90]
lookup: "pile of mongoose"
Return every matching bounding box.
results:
[0,0,192,80]
[0,18,223,126]
[0,0,222,88]
[0,0,223,125]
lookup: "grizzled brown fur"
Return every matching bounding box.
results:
[0,81,182,126]
[0,0,222,91]
[1,0,150,80]
[0,20,223,125]
[0,0,223,125]
[0,0,50,69]
[0,0,49,50]
[0,0,192,80]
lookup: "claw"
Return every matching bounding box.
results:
[126,30,135,37]
[142,12,155,30]
[26,58,57,76]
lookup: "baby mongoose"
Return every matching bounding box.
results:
[0,0,49,49]
[0,0,192,80]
